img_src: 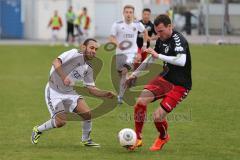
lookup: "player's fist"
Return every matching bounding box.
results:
[144,48,158,58]
[134,53,142,63]
[63,77,71,86]
[141,42,147,52]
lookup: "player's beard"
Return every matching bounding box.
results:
[85,50,95,60]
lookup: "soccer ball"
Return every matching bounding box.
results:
[118,128,137,147]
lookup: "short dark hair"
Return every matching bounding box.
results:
[142,8,151,13]
[83,7,87,11]
[83,38,97,46]
[154,14,171,27]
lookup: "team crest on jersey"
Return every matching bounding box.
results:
[165,46,169,53]
[122,27,125,30]
[133,27,136,31]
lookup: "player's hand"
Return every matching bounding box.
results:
[151,35,160,41]
[63,77,71,86]
[134,53,142,63]
[105,91,116,99]
[125,75,137,88]
[147,36,152,41]
[118,44,125,50]
[141,43,147,52]
[144,48,158,59]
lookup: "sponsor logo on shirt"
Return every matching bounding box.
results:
[124,34,134,38]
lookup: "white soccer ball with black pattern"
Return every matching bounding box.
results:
[118,128,137,147]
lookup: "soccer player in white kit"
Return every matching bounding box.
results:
[31,38,115,147]
[109,5,148,104]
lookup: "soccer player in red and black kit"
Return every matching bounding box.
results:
[126,14,192,151]
[135,8,157,69]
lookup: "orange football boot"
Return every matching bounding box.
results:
[127,139,143,151]
[149,134,170,151]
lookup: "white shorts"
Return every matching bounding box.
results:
[116,53,136,71]
[44,83,83,118]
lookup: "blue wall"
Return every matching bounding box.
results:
[0,0,23,39]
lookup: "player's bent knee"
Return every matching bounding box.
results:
[136,97,148,106]
[153,112,163,122]
[121,67,128,75]
[153,108,167,122]
[55,113,67,128]
[79,111,91,120]
[136,90,154,106]
[55,118,66,128]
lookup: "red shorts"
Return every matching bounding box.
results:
[144,76,189,113]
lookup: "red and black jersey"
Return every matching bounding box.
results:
[137,20,156,48]
[154,30,192,90]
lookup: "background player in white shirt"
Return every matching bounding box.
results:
[31,38,115,147]
[109,5,148,104]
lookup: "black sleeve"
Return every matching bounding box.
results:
[172,34,187,55]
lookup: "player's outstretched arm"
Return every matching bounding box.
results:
[145,48,186,67]
[108,35,119,48]
[142,29,149,50]
[86,86,116,98]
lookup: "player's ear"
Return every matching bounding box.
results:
[80,44,86,51]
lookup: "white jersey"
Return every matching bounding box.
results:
[48,49,95,94]
[110,20,145,55]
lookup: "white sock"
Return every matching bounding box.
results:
[119,74,127,97]
[82,120,92,141]
[37,119,56,132]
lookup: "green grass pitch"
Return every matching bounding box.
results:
[0,44,239,160]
